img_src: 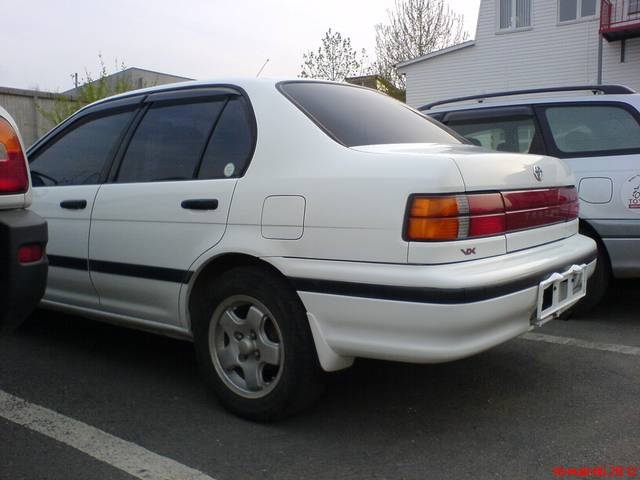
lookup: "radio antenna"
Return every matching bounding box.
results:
[256,58,270,77]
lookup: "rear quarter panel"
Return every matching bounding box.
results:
[202,82,467,265]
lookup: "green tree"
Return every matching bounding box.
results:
[300,29,370,81]
[39,54,135,125]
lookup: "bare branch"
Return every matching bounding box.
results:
[375,0,468,88]
[300,29,370,81]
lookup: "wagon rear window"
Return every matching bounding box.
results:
[279,82,462,147]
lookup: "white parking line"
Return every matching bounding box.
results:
[0,390,215,480]
[521,332,640,356]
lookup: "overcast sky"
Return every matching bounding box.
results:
[1,0,480,92]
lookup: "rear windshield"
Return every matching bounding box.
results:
[278,82,462,147]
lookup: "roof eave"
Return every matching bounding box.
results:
[396,40,476,70]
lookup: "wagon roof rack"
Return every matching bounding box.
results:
[419,85,637,111]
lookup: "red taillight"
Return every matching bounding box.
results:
[0,117,29,195]
[18,244,44,264]
[503,188,579,231]
[468,213,506,237]
[405,187,579,241]
[502,187,578,211]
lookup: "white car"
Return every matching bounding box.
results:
[0,106,47,332]
[27,79,596,420]
[422,85,640,312]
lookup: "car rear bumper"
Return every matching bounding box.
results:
[0,209,48,331]
[267,233,597,371]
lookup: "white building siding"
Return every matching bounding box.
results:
[400,0,640,108]
[602,36,640,85]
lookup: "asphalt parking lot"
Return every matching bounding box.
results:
[1,280,639,480]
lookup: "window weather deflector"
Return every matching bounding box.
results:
[145,88,240,104]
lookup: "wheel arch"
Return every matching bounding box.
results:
[579,219,611,269]
[184,251,353,372]
[187,253,286,330]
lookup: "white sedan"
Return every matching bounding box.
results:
[26,78,597,420]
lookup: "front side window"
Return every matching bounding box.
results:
[116,99,226,183]
[29,109,134,186]
[559,0,597,22]
[544,104,640,155]
[499,0,532,30]
[446,114,543,154]
[630,0,640,15]
[279,82,461,147]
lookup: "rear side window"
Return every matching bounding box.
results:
[116,99,226,183]
[29,109,134,186]
[198,97,254,179]
[446,115,544,154]
[544,104,640,155]
[279,82,461,147]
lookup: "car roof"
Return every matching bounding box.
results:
[80,77,342,112]
[427,93,640,114]
[28,78,373,154]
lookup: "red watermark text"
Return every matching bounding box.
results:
[553,466,640,477]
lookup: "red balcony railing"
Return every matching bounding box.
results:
[600,0,640,41]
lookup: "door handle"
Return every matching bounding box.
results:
[181,199,219,210]
[60,200,87,210]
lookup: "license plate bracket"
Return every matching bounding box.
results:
[534,264,588,326]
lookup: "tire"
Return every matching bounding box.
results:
[192,266,324,421]
[570,233,610,316]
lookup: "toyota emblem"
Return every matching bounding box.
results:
[533,166,543,182]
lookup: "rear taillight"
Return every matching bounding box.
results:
[0,117,29,195]
[18,244,44,264]
[405,187,579,241]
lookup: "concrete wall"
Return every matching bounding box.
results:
[398,0,640,108]
[0,87,61,147]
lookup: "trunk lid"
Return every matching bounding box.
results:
[352,143,574,191]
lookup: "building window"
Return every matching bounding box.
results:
[630,0,640,15]
[499,0,532,30]
[558,0,597,23]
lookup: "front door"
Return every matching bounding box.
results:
[28,106,138,308]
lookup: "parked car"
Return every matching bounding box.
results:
[421,85,640,313]
[0,106,48,332]
[27,79,596,420]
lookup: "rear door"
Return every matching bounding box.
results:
[89,88,255,326]
[27,99,139,307]
[534,102,640,220]
[534,101,640,276]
